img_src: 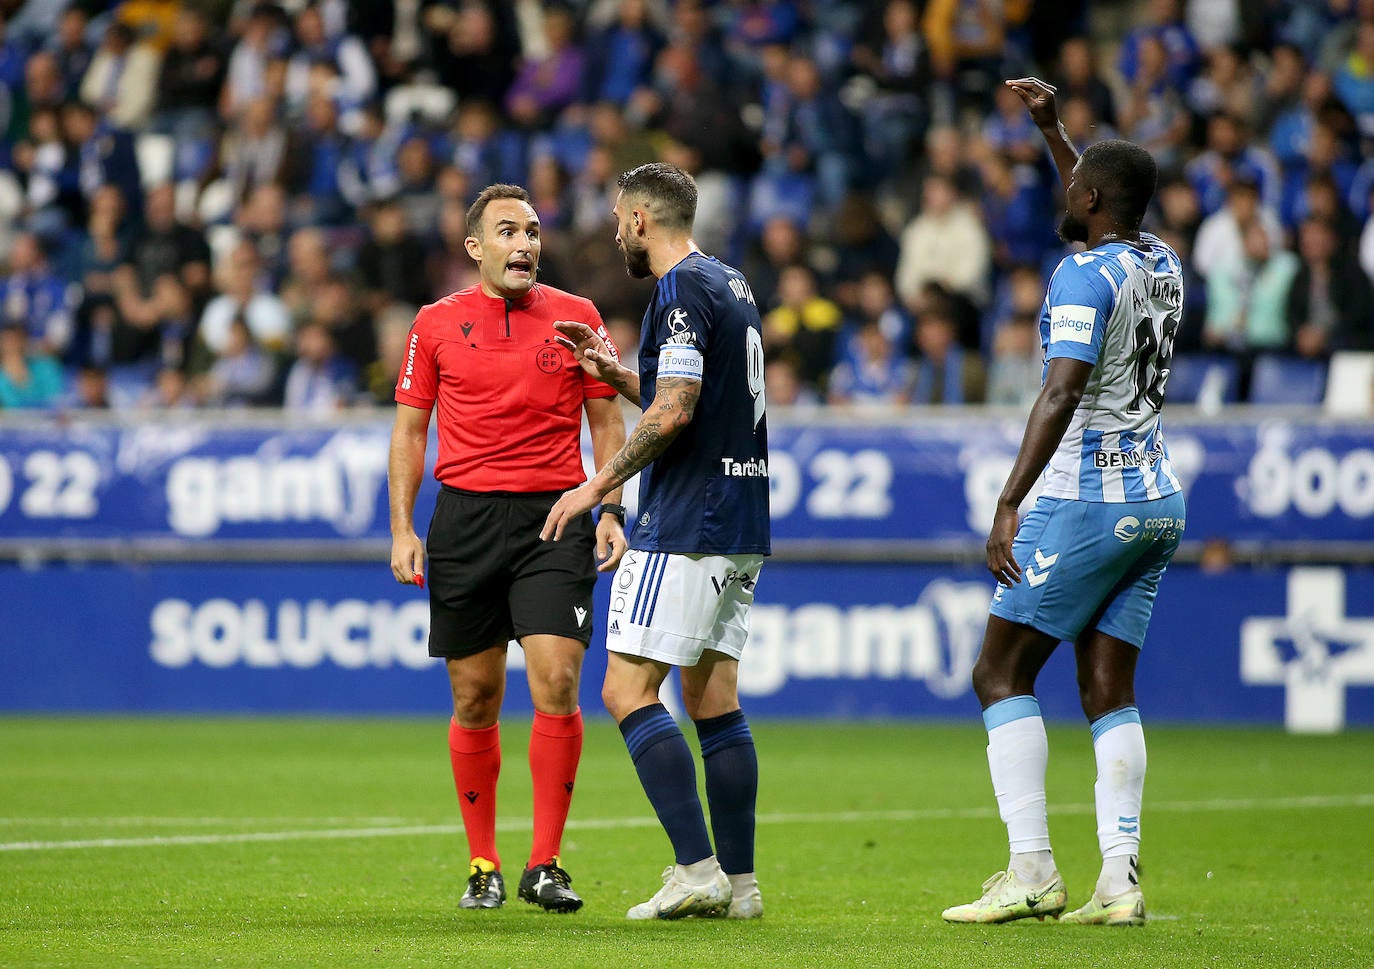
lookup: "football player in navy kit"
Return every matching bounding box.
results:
[543,163,770,920]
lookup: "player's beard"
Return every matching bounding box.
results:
[621,237,652,279]
[1058,211,1089,243]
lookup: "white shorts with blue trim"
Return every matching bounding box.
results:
[605,550,764,666]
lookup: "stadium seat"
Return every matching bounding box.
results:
[135,133,176,189]
[1249,354,1328,405]
[1323,351,1374,415]
[384,85,456,127]
[1166,354,1240,407]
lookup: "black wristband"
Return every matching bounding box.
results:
[598,502,626,525]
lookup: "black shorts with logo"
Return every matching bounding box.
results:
[426,485,597,658]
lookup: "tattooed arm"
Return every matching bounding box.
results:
[540,376,701,542]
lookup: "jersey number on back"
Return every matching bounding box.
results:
[746,326,765,430]
[1127,286,1181,414]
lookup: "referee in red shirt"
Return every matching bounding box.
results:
[388,184,628,913]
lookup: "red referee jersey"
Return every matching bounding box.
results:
[395,283,620,492]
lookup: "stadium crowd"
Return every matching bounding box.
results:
[0,0,1371,412]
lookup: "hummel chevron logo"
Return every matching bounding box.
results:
[1024,549,1060,588]
[463,791,479,804]
[461,322,474,337]
[573,606,587,626]
[564,781,574,794]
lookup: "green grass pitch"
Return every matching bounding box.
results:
[2,717,1370,969]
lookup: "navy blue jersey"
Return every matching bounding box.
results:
[632,252,771,555]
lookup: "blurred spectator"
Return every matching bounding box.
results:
[985,311,1041,407]
[763,56,861,208]
[11,105,76,241]
[505,6,585,129]
[763,354,821,410]
[282,321,358,414]
[850,0,929,183]
[910,304,986,404]
[742,215,808,313]
[762,263,843,390]
[194,314,277,406]
[638,43,760,178]
[68,364,111,410]
[894,173,991,309]
[289,94,351,225]
[217,97,291,210]
[278,227,334,327]
[357,200,430,313]
[197,241,290,356]
[848,270,913,350]
[312,274,376,377]
[234,183,292,284]
[365,302,416,406]
[0,232,76,354]
[583,0,663,106]
[1185,113,1280,217]
[923,0,1010,116]
[1192,174,1284,282]
[116,183,213,312]
[1286,216,1374,357]
[1202,221,1299,354]
[139,364,194,409]
[829,196,901,311]
[80,21,162,131]
[979,152,1055,272]
[0,322,64,409]
[1186,43,1260,126]
[392,135,442,236]
[828,321,914,406]
[982,82,1042,166]
[427,2,518,107]
[1333,20,1374,136]
[337,104,404,209]
[220,2,289,122]
[1257,43,1310,139]
[48,8,94,102]
[62,100,144,220]
[1117,35,1192,169]
[1118,0,1200,91]
[1055,36,1115,128]
[1278,123,1358,231]
[283,4,376,134]
[153,8,226,144]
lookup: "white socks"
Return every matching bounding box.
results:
[983,696,1055,883]
[1090,707,1146,898]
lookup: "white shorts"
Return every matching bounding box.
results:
[606,550,765,666]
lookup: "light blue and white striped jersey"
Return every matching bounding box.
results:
[1038,232,1184,502]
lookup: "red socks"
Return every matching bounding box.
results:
[528,708,584,868]
[448,711,584,871]
[448,719,501,868]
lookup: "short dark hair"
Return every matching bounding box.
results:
[465,184,531,238]
[617,163,697,231]
[1079,139,1158,231]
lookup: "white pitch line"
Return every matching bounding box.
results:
[2,793,1371,853]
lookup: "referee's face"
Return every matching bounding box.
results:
[469,199,542,299]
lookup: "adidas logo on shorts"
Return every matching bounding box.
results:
[608,619,621,635]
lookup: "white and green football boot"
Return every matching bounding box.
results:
[1059,886,1146,926]
[942,869,1068,923]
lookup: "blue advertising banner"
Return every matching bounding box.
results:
[0,414,1371,548]
[3,561,1370,729]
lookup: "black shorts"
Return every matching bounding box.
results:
[425,485,597,658]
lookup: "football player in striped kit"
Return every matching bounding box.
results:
[942,78,1186,928]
